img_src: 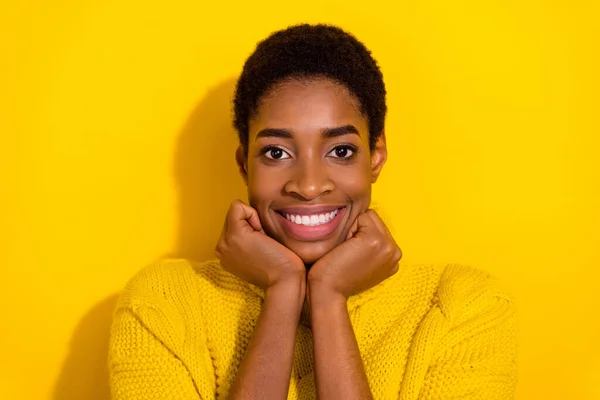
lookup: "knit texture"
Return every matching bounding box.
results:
[109,259,517,399]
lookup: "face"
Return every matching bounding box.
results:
[237,77,387,265]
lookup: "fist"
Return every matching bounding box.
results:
[215,200,306,290]
[307,209,402,300]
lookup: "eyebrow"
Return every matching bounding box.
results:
[255,124,361,140]
[322,125,360,138]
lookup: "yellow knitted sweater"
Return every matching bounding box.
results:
[108,259,517,399]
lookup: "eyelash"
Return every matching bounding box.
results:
[260,146,291,160]
[259,144,358,161]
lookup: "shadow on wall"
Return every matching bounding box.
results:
[53,294,119,400]
[52,79,245,399]
[168,78,247,262]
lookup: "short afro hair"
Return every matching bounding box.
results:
[233,24,387,154]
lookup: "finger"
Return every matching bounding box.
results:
[367,209,400,245]
[221,206,232,235]
[367,209,403,262]
[230,200,264,233]
[365,209,390,236]
[346,214,360,240]
[353,211,376,237]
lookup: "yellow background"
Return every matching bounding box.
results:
[1,1,598,399]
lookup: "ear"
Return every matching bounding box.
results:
[235,145,248,186]
[370,132,388,183]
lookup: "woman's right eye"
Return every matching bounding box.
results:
[263,147,291,160]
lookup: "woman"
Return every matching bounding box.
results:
[109,24,517,399]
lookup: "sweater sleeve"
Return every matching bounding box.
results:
[417,267,518,400]
[108,260,216,400]
[108,306,202,400]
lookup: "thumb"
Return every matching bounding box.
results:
[231,200,265,234]
[353,212,375,238]
[346,214,360,240]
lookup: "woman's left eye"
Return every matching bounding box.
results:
[327,145,356,159]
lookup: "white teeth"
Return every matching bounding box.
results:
[284,209,340,226]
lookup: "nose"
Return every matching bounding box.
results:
[284,157,334,200]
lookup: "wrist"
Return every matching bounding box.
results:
[265,278,306,310]
[307,280,347,309]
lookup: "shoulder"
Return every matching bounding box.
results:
[389,263,515,324]
[434,263,516,327]
[116,258,256,314]
[118,258,208,307]
[113,258,257,349]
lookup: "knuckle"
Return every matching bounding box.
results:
[368,237,381,250]
[395,247,403,261]
[382,242,394,254]
[376,238,393,254]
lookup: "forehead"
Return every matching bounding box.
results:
[249,78,368,140]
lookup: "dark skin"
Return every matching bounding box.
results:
[215,78,402,399]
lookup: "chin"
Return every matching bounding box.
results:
[286,240,337,266]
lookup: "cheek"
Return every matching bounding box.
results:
[334,164,372,202]
[247,165,284,206]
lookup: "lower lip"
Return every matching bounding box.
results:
[276,208,346,242]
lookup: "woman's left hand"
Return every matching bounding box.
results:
[307,209,402,302]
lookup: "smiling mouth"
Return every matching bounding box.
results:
[281,209,340,226]
[274,206,347,241]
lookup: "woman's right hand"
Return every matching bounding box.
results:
[215,200,306,291]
